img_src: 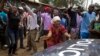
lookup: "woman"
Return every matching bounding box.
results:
[89,9,100,39]
[42,16,70,48]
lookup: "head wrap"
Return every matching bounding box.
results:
[18,7,23,10]
[44,6,51,12]
[51,16,61,24]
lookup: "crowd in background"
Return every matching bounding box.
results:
[0,1,100,56]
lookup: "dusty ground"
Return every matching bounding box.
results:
[0,38,44,56]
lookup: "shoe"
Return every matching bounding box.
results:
[12,53,18,55]
[26,48,31,51]
[4,44,8,48]
[8,54,13,56]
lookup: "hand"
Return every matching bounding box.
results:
[7,1,11,6]
[68,34,71,40]
[21,2,26,7]
[41,36,49,40]
[64,32,71,40]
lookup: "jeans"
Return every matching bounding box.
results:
[19,27,24,48]
[7,28,18,54]
[80,32,89,39]
[24,26,27,37]
[0,29,6,48]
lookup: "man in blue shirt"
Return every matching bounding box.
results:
[60,14,68,29]
[0,11,8,23]
[80,5,96,39]
[0,8,8,49]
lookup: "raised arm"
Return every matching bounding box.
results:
[21,2,34,17]
[7,1,13,9]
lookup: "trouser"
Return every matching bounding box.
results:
[27,29,37,52]
[19,27,24,48]
[70,28,79,39]
[24,26,27,38]
[80,32,89,39]
[39,25,44,37]
[7,28,18,54]
[43,30,49,49]
[0,29,6,48]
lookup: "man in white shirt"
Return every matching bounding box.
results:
[22,3,38,53]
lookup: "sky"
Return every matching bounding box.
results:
[83,0,100,9]
[88,0,100,5]
[93,0,100,4]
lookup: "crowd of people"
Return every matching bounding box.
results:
[0,1,100,56]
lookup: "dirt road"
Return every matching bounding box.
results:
[0,38,44,56]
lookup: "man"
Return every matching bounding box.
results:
[0,9,8,49]
[80,5,96,39]
[22,2,38,54]
[53,9,59,17]
[70,6,83,39]
[0,0,8,49]
[18,7,25,49]
[41,6,52,36]
[89,9,100,39]
[41,6,52,49]
[76,6,83,38]
[0,16,6,49]
[67,7,77,34]
[7,2,20,56]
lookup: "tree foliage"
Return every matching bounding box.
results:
[94,3,100,9]
[40,0,84,7]
[72,0,84,6]
[40,0,50,4]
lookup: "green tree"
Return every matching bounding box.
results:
[94,3,100,9]
[53,0,67,7]
[71,0,84,6]
[40,0,67,7]
[40,0,84,7]
[40,0,50,4]
[0,0,6,9]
